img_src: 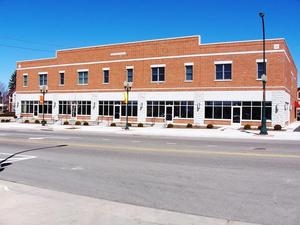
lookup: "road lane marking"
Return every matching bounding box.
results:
[28,137,45,140]
[1,137,300,159]
[166,142,177,145]
[65,143,300,159]
[0,153,37,163]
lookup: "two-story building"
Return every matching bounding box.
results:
[15,35,298,127]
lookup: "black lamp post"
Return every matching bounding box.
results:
[40,85,48,126]
[259,12,268,135]
[123,81,133,130]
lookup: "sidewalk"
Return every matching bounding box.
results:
[0,180,263,225]
[1,121,300,141]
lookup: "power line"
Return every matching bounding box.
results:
[0,36,63,48]
[0,43,53,52]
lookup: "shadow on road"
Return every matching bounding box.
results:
[0,144,68,172]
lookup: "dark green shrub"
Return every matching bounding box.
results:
[186,123,193,128]
[83,121,89,126]
[75,121,81,125]
[24,120,30,123]
[167,123,174,128]
[1,119,5,123]
[63,121,69,125]
[207,124,214,129]
[110,122,116,127]
[137,123,143,127]
[244,124,251,130]
[274,124,282,131]
[35,119,40,124]
[127,123,132,127]
[5,119,10,123]
[41,120,47,125]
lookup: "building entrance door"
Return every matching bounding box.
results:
[71,102,77,118]
[114,104,121,120]
[34,104,38,116]
[232,107,241,125]
[165,106,173,122]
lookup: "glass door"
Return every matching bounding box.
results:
[114,104,121,120]
[232,107,241,125]
[165,106,173,122]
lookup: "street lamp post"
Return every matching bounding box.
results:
[123,81,133,130]
[259,12,268,135]
[40,85,48,126]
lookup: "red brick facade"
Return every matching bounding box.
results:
[15,36,298,126]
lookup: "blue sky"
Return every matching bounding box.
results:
[0,0,299,87]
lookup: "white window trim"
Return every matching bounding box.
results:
[256,59,268,63]
[103,69,110,84]
[38,72,48,75]
[77,69,89,72]
[214,61,232,65]
[126,66,134,69]
[23,74,28,87]
[59,72,65,86]
[185,64,193,81]
[151,64,166,68]
[77,70,88,85]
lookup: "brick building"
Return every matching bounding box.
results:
[15,36,298,127]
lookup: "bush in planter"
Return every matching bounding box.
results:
[274,124,282,131]
[167,123,174,128]
[24,120,30,123]
[244,124,251,130]
[63,121,69,125]
[83,121,89,126]
[75,121,81,126]
[186,123,193,128]
[34,119,40,124]
[110,122,116,127]
[137,123,143,127]
[206,124,214,129]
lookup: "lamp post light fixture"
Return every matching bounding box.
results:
[39,85,48,126]
[259,12,268,135]
[123,81,133,130]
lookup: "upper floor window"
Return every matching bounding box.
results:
[23,74,28,87]
[151,65,165,82]
[215,62,232,80]
[126,67,134,82]
[103,69,110,84]
[257,60,267,79]
[78,70,88,85]
[39,73,47,86]
[59,71,65,85]
[185,64,193,81]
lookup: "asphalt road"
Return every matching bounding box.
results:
[1,129,300,225]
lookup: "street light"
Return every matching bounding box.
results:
[259,12,268,135]
[123,81,133,130]
[39,85,48,126]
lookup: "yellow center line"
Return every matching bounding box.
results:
[67,143,300,159]
[1,137,300,159]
